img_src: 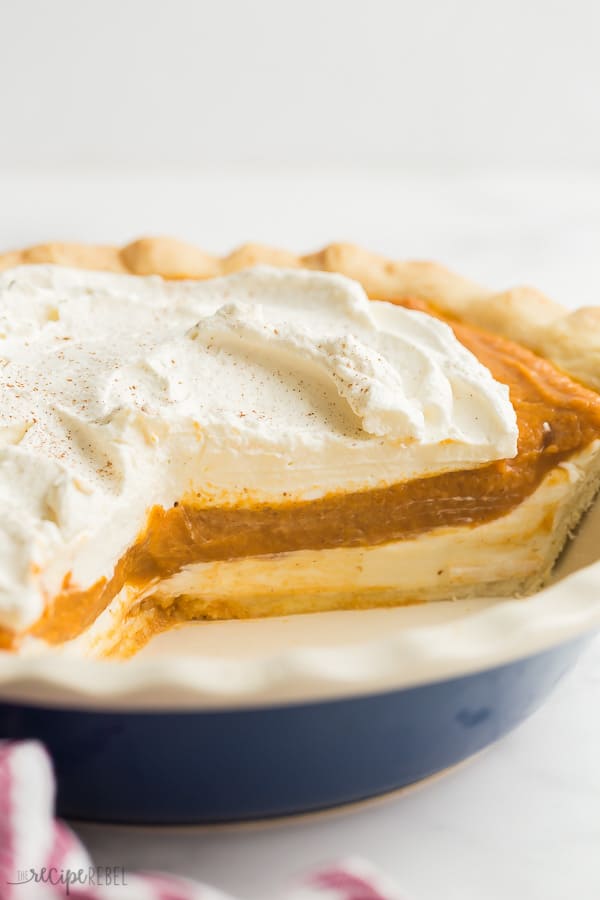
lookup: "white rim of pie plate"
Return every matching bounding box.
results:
[0,500,599,711]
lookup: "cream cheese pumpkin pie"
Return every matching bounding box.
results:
[0,238,599,659]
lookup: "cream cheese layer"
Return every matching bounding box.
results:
[0,265,517,630]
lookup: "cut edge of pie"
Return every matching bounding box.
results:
[85,441,600,660]
[1,237,600,659]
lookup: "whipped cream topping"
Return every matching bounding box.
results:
[0,265,517,632]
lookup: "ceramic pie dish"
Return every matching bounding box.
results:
[0,239,598,824]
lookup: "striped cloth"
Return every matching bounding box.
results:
[0,741,405,900]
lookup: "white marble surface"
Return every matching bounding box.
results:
[3,170,600,900]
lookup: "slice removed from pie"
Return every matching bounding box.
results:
[0,238,599,659]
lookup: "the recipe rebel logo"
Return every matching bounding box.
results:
[7,865,128,894]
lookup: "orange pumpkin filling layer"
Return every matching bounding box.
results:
[13,301,600,648]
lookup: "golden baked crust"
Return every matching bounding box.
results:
[2,237,599,391]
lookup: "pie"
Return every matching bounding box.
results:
[0,238,599,659]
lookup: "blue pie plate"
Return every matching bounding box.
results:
[0,501,598,825]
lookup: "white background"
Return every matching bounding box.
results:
[1,0,600,171]
[2,2,600,899]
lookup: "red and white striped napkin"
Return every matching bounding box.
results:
[0,741,405,900]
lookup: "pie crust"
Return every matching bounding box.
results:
[1,238,600,658]
[2,237,599,392]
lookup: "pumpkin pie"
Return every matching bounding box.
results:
[0,239,599,658]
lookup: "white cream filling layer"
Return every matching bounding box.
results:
[0,264,517,632]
